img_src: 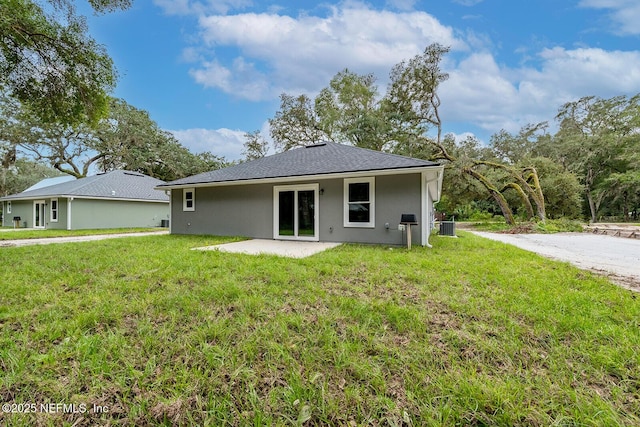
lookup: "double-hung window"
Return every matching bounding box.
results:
[6,201,11,214]
[183,188,195,211]
[344,177,375,228]
[50,198,58,222]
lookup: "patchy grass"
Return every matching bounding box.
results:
[0,228,163,240]
[1,232,639,426]
[468,219,586,234]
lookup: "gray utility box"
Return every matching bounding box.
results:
[439,221,456,236]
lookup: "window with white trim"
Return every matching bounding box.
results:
[50,198,58,222]
[183,188,195,211]
[344,177,375,228]
[6,201,11,214]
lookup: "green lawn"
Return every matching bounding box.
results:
[0,228,163,241]
[1,232,638,426]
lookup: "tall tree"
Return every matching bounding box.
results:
[242,130,270,161]
[1,158,63,196]
[385,44,522,224]
[315,69,390,151]
[269,94,328,151]
[0,0,130,125]
[2,97,226,181]
[554,95,639,222]
[385,43,450,157]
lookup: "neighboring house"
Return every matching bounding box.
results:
[1,170,170,229]
[158,142,444,246]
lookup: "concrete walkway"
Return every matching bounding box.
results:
[0,230,169,247]
[193,239,342,258]
[471,231,640,291]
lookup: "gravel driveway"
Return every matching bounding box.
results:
[470,231,640,292]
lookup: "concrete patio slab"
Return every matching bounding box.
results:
[193,239,342,258]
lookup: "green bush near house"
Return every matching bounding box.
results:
[0,232,638,426]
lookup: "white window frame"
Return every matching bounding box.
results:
[343,177,375,228]
[6,201,11,214]
[50,198,58,222]
[183,188,195,212]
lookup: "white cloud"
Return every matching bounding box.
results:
[169,128,246,160]
[578,0,640,35]
[153,0,252,16]
[440,47,640,134]
[164,2,640,142]
[528,47,640,96]
[189,4,466,100]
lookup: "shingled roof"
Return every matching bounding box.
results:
[1,170,169,202]
[159,142,440,188]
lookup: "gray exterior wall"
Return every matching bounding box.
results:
[171,173,424,245]
[1,198,67,228]
[2,200,33,228]
[69,199,169,229]
[171,184,274,237]
[2,198,168,229]
[319,174,422,245]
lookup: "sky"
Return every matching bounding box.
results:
[83,0,640,160]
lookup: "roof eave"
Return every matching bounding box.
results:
[0,194,169,203]
[155,165,442,190]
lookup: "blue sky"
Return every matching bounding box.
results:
[84,0,640,160]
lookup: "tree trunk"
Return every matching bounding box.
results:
[463,167,515,225]
[473,161,546,223]
[525,168,546,223]
[587,191,597,223]
[504,182,534,220]
[585,167,597,223]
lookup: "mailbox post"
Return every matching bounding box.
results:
[400,213,418,250]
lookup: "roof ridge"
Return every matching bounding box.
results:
[64,170,114,195]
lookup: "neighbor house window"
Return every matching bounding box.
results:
[344,177,375,228]
[50,198,58,222]
[183,188,195,211]
[6,201,10,214]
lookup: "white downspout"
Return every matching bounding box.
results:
[67,197,73,230]
[422,169,443,248]
[167,190,172,234]
[421,172,432,248]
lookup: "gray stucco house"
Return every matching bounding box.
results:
[1,170,170,229]
[158,142,444,246]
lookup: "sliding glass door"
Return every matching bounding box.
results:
[274,184,319,241]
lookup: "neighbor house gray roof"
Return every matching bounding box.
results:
[1,170,169,202]
[24,175,76,191]
[159,142,440,188]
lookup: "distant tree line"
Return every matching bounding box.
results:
[0,94,228,195]
[244,44,640,223]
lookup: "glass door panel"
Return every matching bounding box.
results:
[278,191,295,236]
[297,190,315,237]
